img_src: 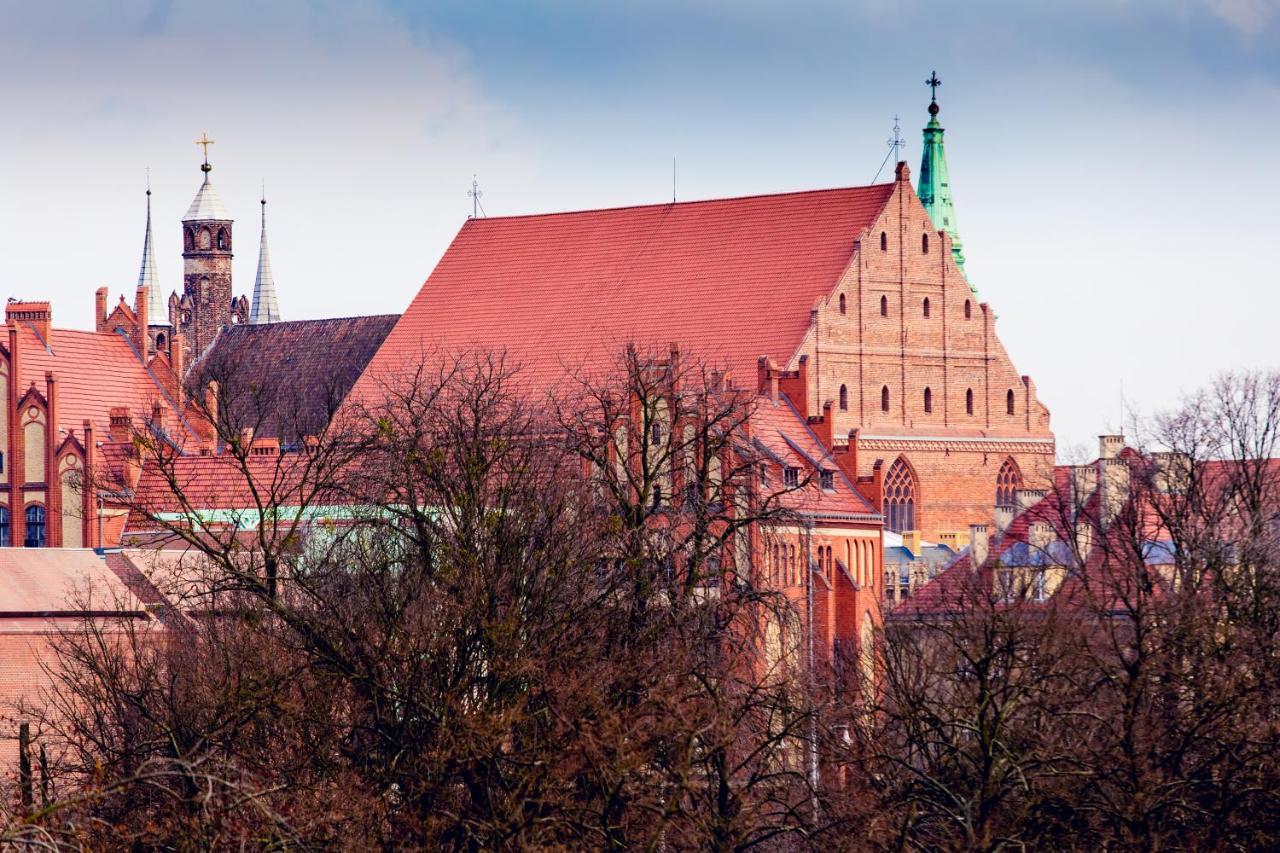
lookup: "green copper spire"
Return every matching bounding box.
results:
[917,71,972,290]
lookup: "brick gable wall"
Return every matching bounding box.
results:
[792,164,1055,539]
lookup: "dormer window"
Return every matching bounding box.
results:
[820,470,835,491]
[784,467,800,489]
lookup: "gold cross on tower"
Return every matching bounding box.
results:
[195,131,215,167]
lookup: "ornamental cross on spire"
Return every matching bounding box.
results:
[195,131,215,164]
[926,70,941,102]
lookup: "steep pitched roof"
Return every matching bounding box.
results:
[14,325,188,438]
[184,174,230,221]
[750,392,880,520]
[352,184,896,402]
[190,315,398,440]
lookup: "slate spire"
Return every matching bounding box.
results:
[138,186,166,319]
[917,72,972,289]
[250,196,281,324]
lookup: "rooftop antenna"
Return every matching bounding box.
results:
[871,115,905,183]
[468,174,485,218]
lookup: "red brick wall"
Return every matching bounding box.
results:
[793,165,1055,539]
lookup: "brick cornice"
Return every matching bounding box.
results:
[855,435,1055,455]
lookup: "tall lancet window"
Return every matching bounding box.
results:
[883,457,917,534]
[996,457,1022,507]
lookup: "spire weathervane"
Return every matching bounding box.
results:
[195,131,215,172]
[926,70,941,103]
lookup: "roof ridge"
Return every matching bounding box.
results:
[464,182,896,224]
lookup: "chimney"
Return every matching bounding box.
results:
[901,530,921,557]
[1152,451,1190,494]
[171,331,186,384]
[807,401,834,448]
[1100,457,1130,527]
[1071,464,1098,509]
[134,285,148,354]
[994,504,1016,533]
[835,429,860,488]
[95,288,108,333]
[150,400,165,433]
[895,160,911,183]
[6,301,52,342]
[239,427,255,451]
[1075,519,1094,560]
[1015,488,1048,513]
[108,407,133,442]
[776,355,809,413]
[937,530,968,552]
[969,524,990,568]
[1029,521,1054,553]
[1099,434,1125,460]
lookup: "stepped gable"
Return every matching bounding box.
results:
[351,183,896,400]
[190,314,398,440]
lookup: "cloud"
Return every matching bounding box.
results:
[1206,0,1274,35]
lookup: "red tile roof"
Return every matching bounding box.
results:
[14,325,188,438]
[352,184,895,403]
[0,548,147,616]
[127,452,317,518]
[751,393,879,520]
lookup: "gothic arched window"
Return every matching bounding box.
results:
[923,297,931,318]
[996,457,1023,507]
[965,387,974,415]
[922,233,930,254]
[155,333,166,352]
[883,457,917,534]
[839,384,848,411]
[923,387,932,414]
[880,231,887,251]
[184,228,194,252]
[880,295,888,317]
[1006,388,1016,416]
[881,385,890,413]
[964,299,972,319]
[24,505,45,548]
[216,228,227,250]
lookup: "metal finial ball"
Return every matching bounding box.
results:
[201,162,212,172]
[928,101,940,116]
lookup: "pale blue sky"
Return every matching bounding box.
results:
[1,0,1277,453]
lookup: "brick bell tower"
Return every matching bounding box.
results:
[178,132,237,358]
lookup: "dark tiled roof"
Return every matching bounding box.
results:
[191,315,398,441]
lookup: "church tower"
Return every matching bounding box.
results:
[179,133,236,357]
[917,72,972,290]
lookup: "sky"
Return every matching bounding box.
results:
[1,0,1277,455]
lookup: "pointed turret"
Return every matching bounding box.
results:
[138,188,166,319]
[250,197,281,324]
[917,71,972,290]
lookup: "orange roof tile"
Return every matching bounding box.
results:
[14,325,189,439]
[352,184,895,403]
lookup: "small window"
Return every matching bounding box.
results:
[648,422,662,447]
[820,470,835,491]
[922,233,929,254]
[784,467,800,489]
[964,299,972,319]
[184,228,194,252]
[0,506,8,545]
[880,231,887,251]
[880,295,888,317]
[199,227,211,250]
[839,384,848,411]
[838,293,846,314]
[923,297,931,318]
[923,387,933,414]
[965,388,974,415]
[24,505,45,548]
[216,228,227,251]
[1007,389,1016,416]
[155,332,166,351]
[759,465,768,487]
[881,386,890,413]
